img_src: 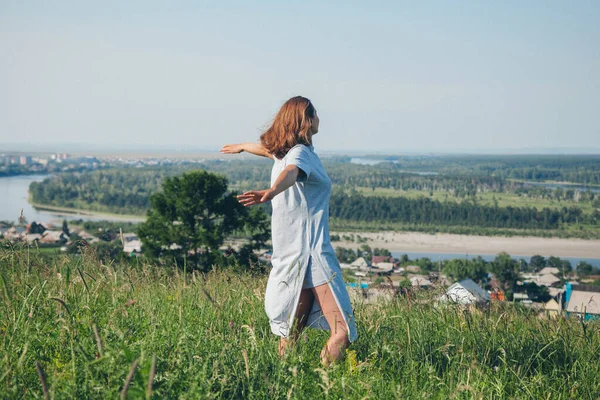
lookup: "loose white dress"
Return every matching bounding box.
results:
[264,144,358,342]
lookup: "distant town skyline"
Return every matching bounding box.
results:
[1,1,599,152]
[3,142,600,156]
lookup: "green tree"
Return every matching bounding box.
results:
[529,255,546,271]
[442,258,487,284]
[547,256,562,270]
[373,247,392,257]
[576,261,595,278]
[138,171,252,272]
[336,247,358,264]
[548,256,572,277]
[417,257,435,272]
[490,252,521,292]
[358,244,373,261]
[92,240,123,262]
[520,282,551,302]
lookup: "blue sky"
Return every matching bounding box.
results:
[1,1,599,153]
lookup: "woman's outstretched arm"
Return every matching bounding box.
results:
[237,165,300,206]
[220,142,273,159]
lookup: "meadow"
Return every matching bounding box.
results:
[352,186,599,214]
[1,245,599,399]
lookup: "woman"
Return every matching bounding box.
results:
[221,96,358,365]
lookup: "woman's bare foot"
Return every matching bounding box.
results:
[320,334,350,366]
[278,338,290,357]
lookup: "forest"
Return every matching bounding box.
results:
[329,191,598,229]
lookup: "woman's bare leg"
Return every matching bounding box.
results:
[278,288,315,356]
[312,283,350,366]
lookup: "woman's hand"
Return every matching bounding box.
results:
[237,165,299,206]
[221,142,273,159]
[220,144,244,154]
[237,189,276,207]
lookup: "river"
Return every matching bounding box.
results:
[0,175,144,224]
[391,251,600,269]
[519,180,600,193]
[349,158,439,175]
[3,175,600,267]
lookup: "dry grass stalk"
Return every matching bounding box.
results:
[146,355,156,399]
[241,349,249,378]
[120,357,140,400]
[92,323,104,357]
[35,361,49,400]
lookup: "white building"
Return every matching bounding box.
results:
[439,279,490,305]
[123,240,142,253]
[350,257,369,269]
[410,275,432,288]
[538,267,560,275]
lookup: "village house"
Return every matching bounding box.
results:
[123,240,143,254]
[582,275,600,283]
[371,255,391,266]
[404,265,421,273]
[25,233,42,244]
[512,293,531,303]
[410,275,432,288]
[565,283,600,320]
[350,257,369,270]
[544,298,562,318]
[537,274,561,286]
[39,230,69,244]
[538,267,561,275]
[522,271,561,287]
[439,279,490,305]
[4,226,26,241]
[75,230,98,242]
[121,232,142,254]
[370,262,394,275]
[122,233,139,243]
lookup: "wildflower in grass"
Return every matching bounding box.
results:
[346,349,358,373]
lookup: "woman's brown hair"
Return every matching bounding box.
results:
[260,96,316,159]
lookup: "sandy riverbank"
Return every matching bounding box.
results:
[332,231,600,258]
[29,202,146,222]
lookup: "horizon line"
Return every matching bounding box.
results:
[2,143,600,156]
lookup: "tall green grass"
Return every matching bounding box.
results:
[1,244,599,399]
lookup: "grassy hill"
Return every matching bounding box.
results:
[1,245,599,398]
